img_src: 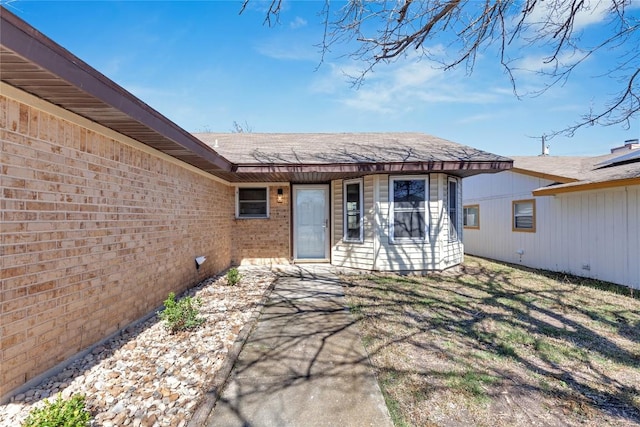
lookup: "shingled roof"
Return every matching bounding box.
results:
[194,133,512,182]
[509,152,640,195]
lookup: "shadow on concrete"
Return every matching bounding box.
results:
[204,265,392,427]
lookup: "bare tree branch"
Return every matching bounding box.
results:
[240,0,640,138]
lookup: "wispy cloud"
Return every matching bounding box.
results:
[97,56,127,78]
[254,37,318,61]
[289,16,307,29]
[311,56,511,115]
[455,113,503,125]
[524,0,611,31]
[512,51,582,73]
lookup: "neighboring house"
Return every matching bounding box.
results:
[463,144,640,290]
[0,8,511,401]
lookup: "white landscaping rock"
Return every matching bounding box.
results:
[0,268,275,427]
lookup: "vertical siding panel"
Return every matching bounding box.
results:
[611,190,626,284]
[567,196,579,275]
[587,193,598,278]
[594,192,607,281]
[628,187,640,288]
[547,196,559,270]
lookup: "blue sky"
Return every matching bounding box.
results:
[7,0,640,156]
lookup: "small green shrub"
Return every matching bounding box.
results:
[159,292,204,333]
[22,393,91,427]
[227,267,241,286]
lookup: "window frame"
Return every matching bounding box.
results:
[512,199,536,232]
[463,204,480,229]
[389,175,429,243]
[343,178,364,243]
[447,177,460,242]
[236,186,270,219]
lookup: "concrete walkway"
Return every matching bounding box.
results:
[204,265,393,427]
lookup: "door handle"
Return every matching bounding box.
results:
[324,219,329,228]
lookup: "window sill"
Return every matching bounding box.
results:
[389,238,428,245]
[343,238,364,244]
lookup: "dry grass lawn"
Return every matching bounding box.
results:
[342,256,640,427]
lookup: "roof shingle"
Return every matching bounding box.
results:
[508,152,640,195]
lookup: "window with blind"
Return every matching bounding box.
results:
[343,179,363,242]
[448,178,459,241]
[390,177,428,242]
[512,199,536,232]
[463,205,480,229]
[237,187,269,218]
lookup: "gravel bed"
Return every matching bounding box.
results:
[0,267,276,427]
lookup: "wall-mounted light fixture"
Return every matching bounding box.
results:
[277,188,284,203]
[195,256,207,270]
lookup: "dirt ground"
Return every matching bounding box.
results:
[342,256,640,427]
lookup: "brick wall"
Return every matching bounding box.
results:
[231,185,291,265]
[0,88,234,400]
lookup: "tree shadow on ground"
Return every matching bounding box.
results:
[208,260,640,427]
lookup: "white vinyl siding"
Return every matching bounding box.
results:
[331,174,465,272]
[331,176,375,269]
[464,171,640,289]
[377,174,463,271]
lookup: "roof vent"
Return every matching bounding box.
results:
[611,139,640,153]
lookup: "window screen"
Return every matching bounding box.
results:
[344,181,363,241]
[448,179,458,241]
[391,178,426,241]
[513,200,535,231]
[463,205,479,228]
[238,187,268,218]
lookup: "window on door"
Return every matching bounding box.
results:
[343,179,363,242]
[390,176,428,242]
[236,187,269,218]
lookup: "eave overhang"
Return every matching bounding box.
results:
[219,160,513,182]
[234,160,512,174]
[0,7,232,174]
[532,177,640,196]
[510,168,577,184]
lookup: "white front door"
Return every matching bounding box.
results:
[293,185,330,260]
